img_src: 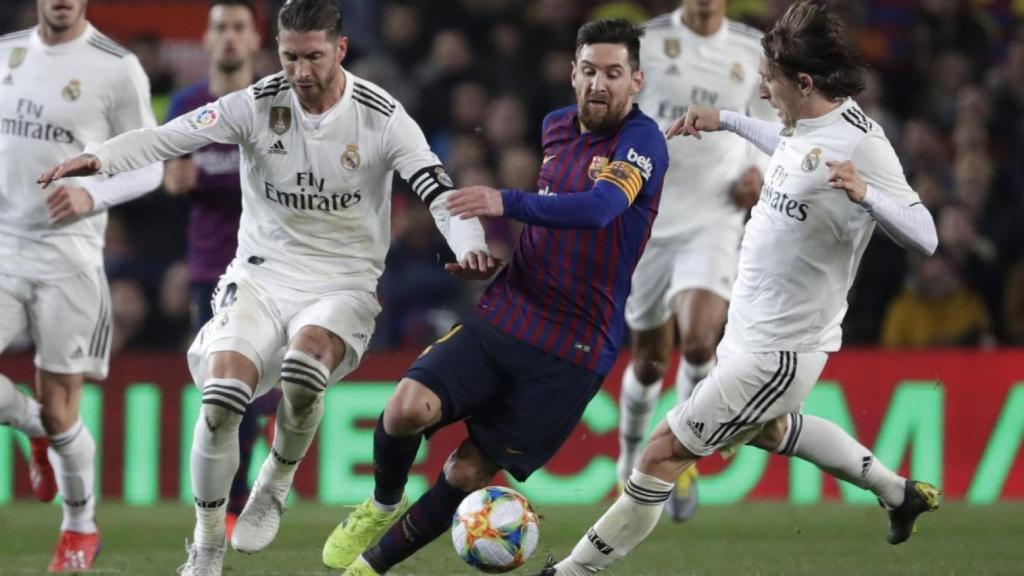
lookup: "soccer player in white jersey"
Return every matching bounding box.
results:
[536,3,941,574]
[618,0,775,521]
[39,1,496,575]
[0,0,161,571]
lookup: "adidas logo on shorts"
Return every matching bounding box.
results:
[267,140,287,155]
[70,346,84,360]
[687,419,705,440]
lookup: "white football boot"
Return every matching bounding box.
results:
[177,540,226,576]
[231,460,291,553]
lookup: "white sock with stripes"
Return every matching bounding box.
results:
[783,413,905,507]
[675,358,713,403]
[49,419,97,533]
[266,350,330,484]
[192,377,251,545]
[556,470,674,574]
[0,373,46,438]
[617,362,661,483]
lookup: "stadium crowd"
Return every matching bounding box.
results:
[3,0,1023,352]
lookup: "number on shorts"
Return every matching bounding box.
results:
[418,324,463,358]
[218,282,238,310]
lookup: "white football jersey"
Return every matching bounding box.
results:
[0,24,155,279]
[91,70,483,294]
[639,11,774,240]
[722,99,920,353]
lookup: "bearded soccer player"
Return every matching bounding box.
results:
[0,0,162,571]
[536,3,940,575]
[39,1,495,574]
[320,19,668,576]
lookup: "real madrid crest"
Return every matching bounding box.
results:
[663,38,681,59]
[730,62,745,84]
[270,106,291,135]
[341,144,361,170]
[587,156,609,181]
[8,47,26,69]
[61,79,81,102]
[434,166,453,187]
[802,147,822,172]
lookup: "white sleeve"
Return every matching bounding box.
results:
[720,109,784,155]
[383,103,487,260]
[742,85,777,172]
[853,136,937,256]
[80,55,164,210]
[90,89,253,176]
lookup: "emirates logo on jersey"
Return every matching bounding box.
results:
[61,79,81,102]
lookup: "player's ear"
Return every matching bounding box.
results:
[797,72,814,96]
[631,68,644,95]
[336,35,349,65]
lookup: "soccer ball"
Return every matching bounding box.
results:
[452,486,540,573]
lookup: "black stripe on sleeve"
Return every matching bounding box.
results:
[841,111,869,133]
[353,83,396,112]
[406,165,453,207]
[353,94,393,117]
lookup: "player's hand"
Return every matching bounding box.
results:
[163,157,199,196]
[731,166,763,209]
[444,250,504,280]
[46,185,95,224]
[447,186,504,219]
[826,160,867,203]
[666,105,722,140]
[37,154,102,189]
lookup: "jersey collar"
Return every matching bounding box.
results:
[675,8,730,43]
[292,65,354,129]
[794,97,855,132]
[29,21,94,54]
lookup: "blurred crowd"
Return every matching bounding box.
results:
[3,0,1024,353]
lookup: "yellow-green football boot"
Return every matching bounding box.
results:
[322,496,407,570]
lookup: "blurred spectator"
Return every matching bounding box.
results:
[881,251,993,347]
[109,278,150,354]
[129,32,177,120]
[484,95,530,147]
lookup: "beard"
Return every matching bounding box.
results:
[578,98,629,133]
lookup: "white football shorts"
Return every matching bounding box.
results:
[0,267,111,380]
[187,264,381,399]
[666,342,828,457]
[625,224,742,332]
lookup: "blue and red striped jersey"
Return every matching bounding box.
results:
[476,104,668,375]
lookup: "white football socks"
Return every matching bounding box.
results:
[192,377,250,545]
[783,413,905,507]
[49,419,97,533]
[267,350,330,485]
[616,363,661,482]
[0,373,46,438]
[557,469,674,574]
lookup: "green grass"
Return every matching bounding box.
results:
[0,501,1021,575]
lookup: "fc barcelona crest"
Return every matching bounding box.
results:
[61,79,81,102]
[341,144,361,170]
[802,147,822,172]
[269,106,291,135]
[8,47,26,69]
[664,38,681,59]
[587,156,609,181]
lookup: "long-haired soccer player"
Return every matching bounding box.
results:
[537,2,940,574]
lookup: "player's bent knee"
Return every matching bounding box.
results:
[290,326,345,370]
[444,443,500,491]
[633,354,668,385]
[680,332,716,365]
[384,378,442,435]
[638,422,700,472]
[749,415,788,451]
[207,350,259,386]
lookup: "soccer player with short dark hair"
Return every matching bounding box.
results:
[321,18,669,576]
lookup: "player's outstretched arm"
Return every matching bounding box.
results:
[666,105,722,140]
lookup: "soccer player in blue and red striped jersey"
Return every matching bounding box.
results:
[321,19,668,575]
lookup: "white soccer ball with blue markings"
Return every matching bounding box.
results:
[452,486,540,573]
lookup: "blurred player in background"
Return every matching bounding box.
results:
[163,0,276,539]
[321,19,668,576]
[0,0,161,571]
[618,0,774,521]
[539,3,940,574]
[38,1,494,574]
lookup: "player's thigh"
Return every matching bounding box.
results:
[625,240,674,332]
[672,288,728,344]
[28,267,111,380]
[403,317,504,432]
[187,276,285,397]
[285,290,380,384]
[667,226,741,305]
[665,349,827,457]
[0,272,31,353]
[474,343,604,482]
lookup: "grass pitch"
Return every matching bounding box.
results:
[1,501,1020,575]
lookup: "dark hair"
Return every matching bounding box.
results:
[278,0,342,38]
[575,19,644,71]
[761,0,864,99]
[210,0,256,19]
